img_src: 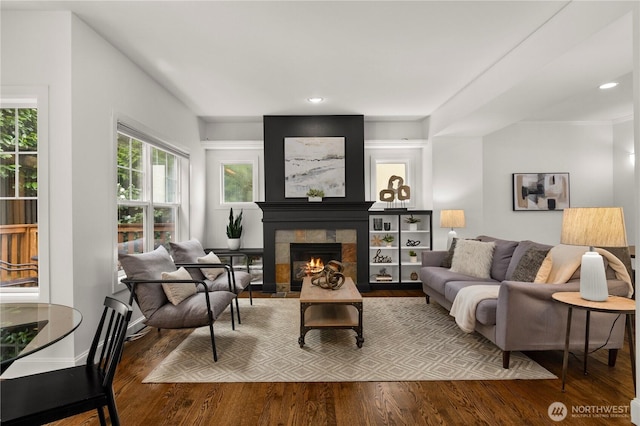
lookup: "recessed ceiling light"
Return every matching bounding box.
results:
[307,97,324,104]
[599,82,618,89]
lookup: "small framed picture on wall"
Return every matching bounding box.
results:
[512,173,570,211]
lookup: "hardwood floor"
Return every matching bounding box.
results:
[50,290,635,425]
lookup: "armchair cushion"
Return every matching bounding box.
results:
[119,245,175,318]
[145,290,236,329]
[169,239,207,280]
[197,252,225,281]
[161,267,197,305]
[207,270,252,294]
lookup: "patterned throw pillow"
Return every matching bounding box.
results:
[510,247,550,282]
[197,251,225,281]
[161,267,197,305]
[449,239,496,279]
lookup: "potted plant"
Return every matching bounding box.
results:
[382,234,394,247]
[306,188,325,202]
[404,214,421,231]
[226,208,243,250]
[409,250,418,263]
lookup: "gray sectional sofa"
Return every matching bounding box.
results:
[420,235,633,368]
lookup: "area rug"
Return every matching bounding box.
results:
[143,297,556,383]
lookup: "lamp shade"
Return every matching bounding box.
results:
[560,207,627,302]
[440,210,466,229]
[560,207,627,247]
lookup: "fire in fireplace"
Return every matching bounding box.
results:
[290,243,342,291]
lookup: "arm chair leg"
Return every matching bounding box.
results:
[208,321,218,362]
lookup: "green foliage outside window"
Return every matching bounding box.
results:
[0,108,38,198]
[224,163,253,203]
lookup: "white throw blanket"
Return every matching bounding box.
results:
[450,285,500,333]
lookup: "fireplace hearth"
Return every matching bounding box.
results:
[289,243,342,291]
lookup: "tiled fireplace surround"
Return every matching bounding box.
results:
[275,229,357,293]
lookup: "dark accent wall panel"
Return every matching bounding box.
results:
[263,115,365,202]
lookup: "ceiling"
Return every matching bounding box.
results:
[2,1,636,137]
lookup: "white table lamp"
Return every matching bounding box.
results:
[560,207,628,301]
[440,210,466,249]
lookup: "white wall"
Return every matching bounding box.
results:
[482,122,615,245]
[431,137,484,250]
[1,11,204,374]
[612,119,636,244]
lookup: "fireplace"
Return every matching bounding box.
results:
[289,243,342,291]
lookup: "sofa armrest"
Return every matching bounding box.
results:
[422,250,447,267]
[494,279,628,352]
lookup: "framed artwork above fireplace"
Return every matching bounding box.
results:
[284,136,346,198]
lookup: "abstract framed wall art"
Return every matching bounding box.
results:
[512,173,570,211]
[284,137,346,198]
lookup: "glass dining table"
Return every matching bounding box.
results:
[0,303,82,374]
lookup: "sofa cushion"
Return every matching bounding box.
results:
[170,239,207,280]
[145,290,236,329]
[505,240,553,280]
[510,247,550,282]
[450,239,495,279]
[118,245,175,319]
[476,236,519,281]
[206,270,252,294]
[444,281,499,326]
[420,267,488,295]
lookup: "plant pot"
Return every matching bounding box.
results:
[386,243,393,247]
[308,196,322,202]
[409,223,418,231]
[227,238,241,250]
[410,256,418,263]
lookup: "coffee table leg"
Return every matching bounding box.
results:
[562,307,573,392]
[299,303,309,348]
[355,302,364,348]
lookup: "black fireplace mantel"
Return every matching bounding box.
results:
[256,201,374,222]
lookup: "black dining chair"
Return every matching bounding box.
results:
[0,297,133,425]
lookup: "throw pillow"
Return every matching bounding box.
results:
[510,247,550,282]
[161,267,197,305]
[118,245,176,319]
[440,238,458,268]
[197,251,225,281]
[169,239,207,280]
[450,239,496,279]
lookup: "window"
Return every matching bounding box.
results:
[0,87,48,301]
[220,160,258,206]
[116,123,186,268]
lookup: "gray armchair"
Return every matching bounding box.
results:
[169,239,252,324]
[119,245,236,362]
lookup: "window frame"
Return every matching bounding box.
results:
[0,86,49,302]
[369,154,417,210]
[219,159,259,208]
[114,118,189,292]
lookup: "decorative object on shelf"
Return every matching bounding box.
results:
[310,260,346,290]
[405,239,420,247]
[410,272,419,281]
[226,208,243,250]
[440,209,465,249]
[371,235,383,247]
[409,250,418,263]
[379,175,411,210]
[373,217,383,231]
[306,188,325,202]
[372,249,392,263]
[560,207,628,301]
[512,173,570,211]
[404,214,421,231]
[376,268,393,282]
[383,222,391,231]
[382,234,394,247]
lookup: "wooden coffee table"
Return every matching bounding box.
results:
[298,276,364,348]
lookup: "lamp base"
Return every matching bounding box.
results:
[447,230,457,250]
[579,251,608,302]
